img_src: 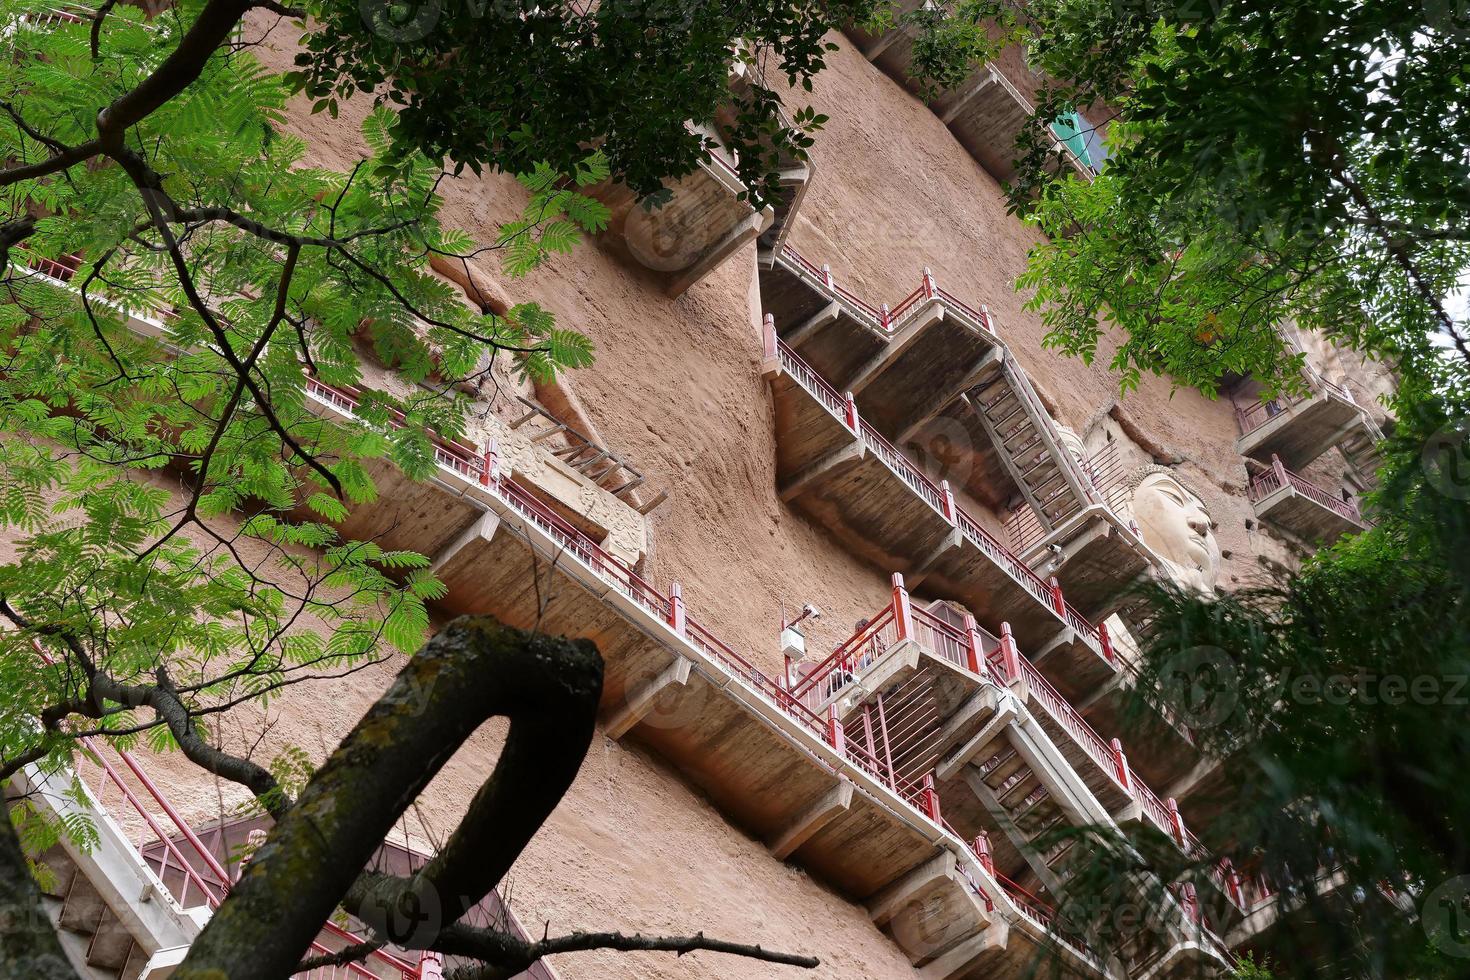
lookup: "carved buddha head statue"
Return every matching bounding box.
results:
[1128,468,1221,593]
[1053,424,1087,465]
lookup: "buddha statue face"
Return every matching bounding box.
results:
[1131,472,1220,593]
[1053,425,1087,465]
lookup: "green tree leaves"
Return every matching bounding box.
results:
[0,2,611,815]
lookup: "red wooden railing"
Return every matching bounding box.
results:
[29,647,424,979]
[1248,455,1363,525]
[776,244,998,335]
[21,250,83,281]
[771,332,1114,664]
[1234,390,1300,436]
[859,416,950,514]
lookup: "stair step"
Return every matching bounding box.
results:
[37,845,78,899]
[87,908,136,969]
[995,770,1042,803]
[1031,469,1067,494]
[1014,434,1043,456]
[58,871,106,935]
[991,405,1025,428]
[121,943,150,980]
[978,748,1022,783]
[1046,501,1082,523]
[1000,424,1039,451]
[1015,801,1060,834]
[1046,838,1077,866]
[1017,454,1053,479]
[981,385,1017,409]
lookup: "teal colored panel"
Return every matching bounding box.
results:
[1049,111,1093,168]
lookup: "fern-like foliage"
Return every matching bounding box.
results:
[0,1,605,805]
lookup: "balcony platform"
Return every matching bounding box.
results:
[759,246,1002,437]
[300,393,1118,977]
[844,13,1091,184]
[1223,869,1352,953]
[1136,933,1233,980]
[1020,504,1155,620]
[764,340,1117,692]
[589,141,773,297]
[1248,459,1366,544]
[1234,383,1367,469]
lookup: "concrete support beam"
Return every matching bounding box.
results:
[897,347,1002,444]
[1165,753,1223,803]
[603,656,693,740]
[140,946,191,980]
[905,527,963,589]
[1029,626,1077,667]
[786,299,843,347]
[1321,416,1369,450]
[1009,717,1113,825]
[1076,672,1124,714]
[931,685,1002,758]
[777,441,865,502]
[862,24,910,61]
[665,209,771,298]
[918,921,1009,980]
[962,767,1067,897]
[429,511,501,577]
[936,698,1018,782]
[938,69,1000,125]
[868,850,957,927]
[1024,511,1108,577]
[768,779,854,859]
[848,304,943,394]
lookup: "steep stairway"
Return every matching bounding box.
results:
[1337,416,1385,485]
[972,747,1077,897]
[38,844,154,980]
[966,350,1099,559]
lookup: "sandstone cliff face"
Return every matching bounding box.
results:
[58,14,1389,978]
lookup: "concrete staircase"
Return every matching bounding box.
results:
[10,764,201,980]
[1337,416,1385,484]
[968,358,1090,542]
[40,845,155,980]
[972,747,1076,897]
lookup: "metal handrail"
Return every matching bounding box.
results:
[30,642,421,978]
[1248,464,1362,524]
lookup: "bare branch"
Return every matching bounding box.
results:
[293,940,385,973]
[440,928,821,980]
